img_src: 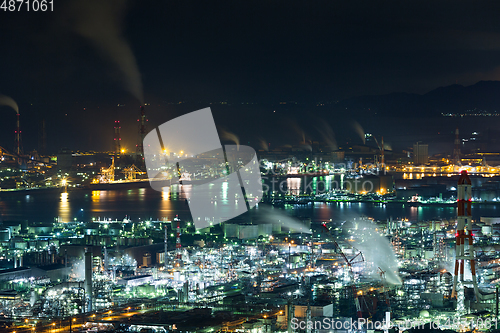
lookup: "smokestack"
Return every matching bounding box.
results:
[136,106,147,158]
[14,113,22,155]
[114,121,121,155]
[175,216,182,267]
[164,225,168,269]
[451,171,480,300]
[85,248,93,312]
[381,136,385,166]
[104,246,108,272]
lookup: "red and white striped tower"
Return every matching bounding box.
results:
[451,170,480,299]
[114,120,121,155]
[175,216,182,266]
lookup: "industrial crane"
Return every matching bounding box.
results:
[378,267,391,313]
[371,135,385,166]
[321,223,369,318]
[100,157,115,182]
[122,164,145,180]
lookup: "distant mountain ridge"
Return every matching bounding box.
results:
[338,81,500,117]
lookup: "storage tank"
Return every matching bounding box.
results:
[239,225,258,239]
[258,224,272,236]
[223,224,239,238]
[482,225,492,235]
[0,229,10,241]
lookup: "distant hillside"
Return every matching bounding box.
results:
[338,81,500,117]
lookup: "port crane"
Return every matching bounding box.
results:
[100,157,115,182]
[321,223,370,318]
[122,164,145,180]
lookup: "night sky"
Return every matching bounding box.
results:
[1,1,500,152]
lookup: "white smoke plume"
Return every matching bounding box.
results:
[316,121,338,151]
[67,0,144,104]
[349,220,402,285]
[285,118,308,144]
[0,95,19,114]
[351,120,365,144]
[258,137,269,151]
[220,129,240,147]
[70,258,86,281]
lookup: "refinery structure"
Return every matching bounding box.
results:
[2,99,500,332]
[0,160,497,332]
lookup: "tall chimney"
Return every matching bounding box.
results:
[136,106,147,158]
[85,249,93,312]
[114,121,122,155]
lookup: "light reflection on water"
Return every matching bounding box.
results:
[58,192,70,222]
[0,182,496,223]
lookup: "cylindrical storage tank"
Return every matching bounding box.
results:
[223,224,239,238]
[0,229,10,241]
[14,241,28,249]
[258,224,272,236]
[482,225,492,235]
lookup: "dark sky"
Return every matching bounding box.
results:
[2,0,500,152]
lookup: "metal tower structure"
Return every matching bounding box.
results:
[175,216,182,266]
[114,120,121,155]
[136,106,147,157]
[122,165,145,180]
[381,136,385,166]
[372,135,385,168]
[378,267,391,313]
[451,170,480,299]
[453,128,461,165]
[322,223,366,318]
[164,224,168,269]
[14,112,21,155]
[85,248,93,312]
[100,157,115,182]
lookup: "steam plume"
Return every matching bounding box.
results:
[0,95,19,114]
[258,137,269,151]
[68,0,143,104]
[349,220,401,285]
[351,120,365,144]
[220,129,240,147]
[316,121,338,151]
[286,119,307,144]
